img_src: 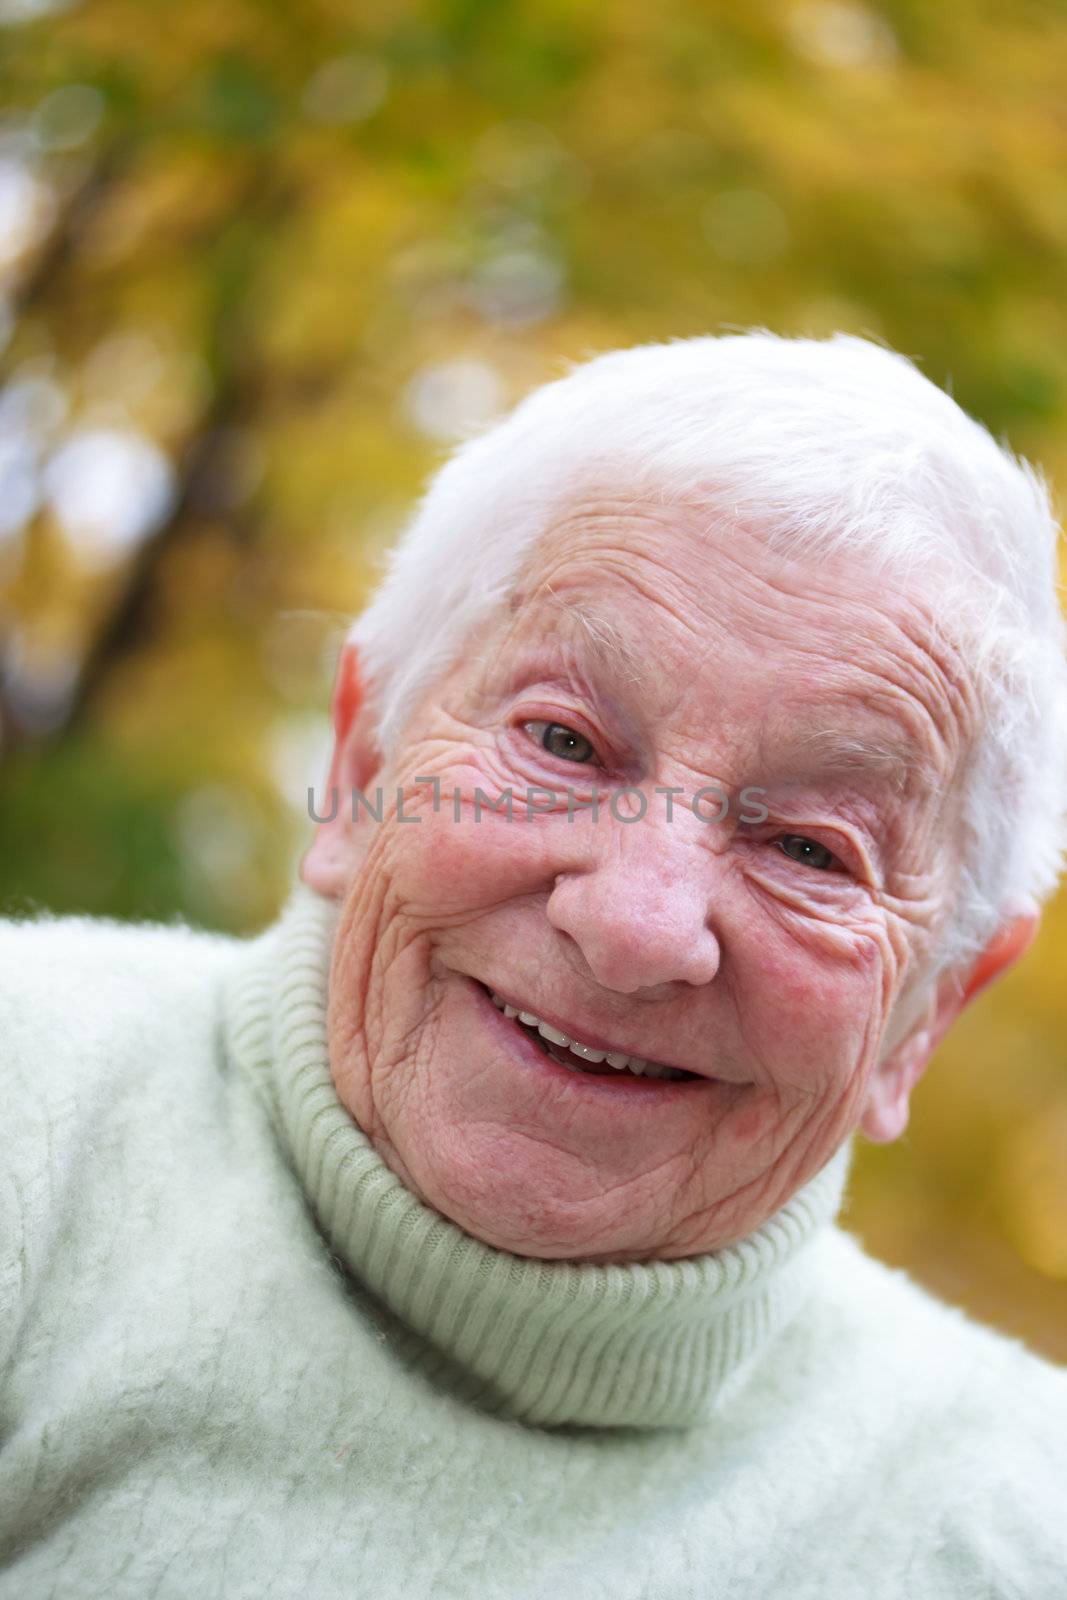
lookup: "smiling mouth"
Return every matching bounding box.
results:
[480,985,699,1081]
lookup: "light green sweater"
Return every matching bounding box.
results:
[2,884,1066,1599]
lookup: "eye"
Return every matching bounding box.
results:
[523,720,597,765]
[777,834,840,872]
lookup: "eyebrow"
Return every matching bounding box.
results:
[779,726,932,796]
[538,593,650,688]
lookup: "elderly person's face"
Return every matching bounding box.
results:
[303,498,1037,1262]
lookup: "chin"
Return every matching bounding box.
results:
[411,1135,654,1260]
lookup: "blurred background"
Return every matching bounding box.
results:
[1,0,1065,1355]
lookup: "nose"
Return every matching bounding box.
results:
[545,810,722,997]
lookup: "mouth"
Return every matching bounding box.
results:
[476,982,702,1083]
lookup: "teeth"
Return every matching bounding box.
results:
[536,1021,570,1047]
[487,989,690,1081]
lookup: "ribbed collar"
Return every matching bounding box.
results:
[223,881,852,1430]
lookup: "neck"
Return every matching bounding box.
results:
[224,881,854,1429]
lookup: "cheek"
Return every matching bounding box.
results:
[389,804,557,922]
[735,912,895,1090]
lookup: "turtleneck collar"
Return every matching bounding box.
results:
[223,880,853,1431]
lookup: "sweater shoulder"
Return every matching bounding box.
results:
[0,904,246,1093]
[793,1225,1067,1482]
[0,907,255,1324]
[808,1224,1067,1399]
[0,899,241,982]
[770,1227,1067,1588]
[0,900,256,1128]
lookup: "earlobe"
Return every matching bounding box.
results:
[860,1025,932,1144]
[860,902,1042,1145]
[300,830,361,899]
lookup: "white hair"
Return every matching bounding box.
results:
[349,332,1067,978]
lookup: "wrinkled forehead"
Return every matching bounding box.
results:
[494,491,957,670]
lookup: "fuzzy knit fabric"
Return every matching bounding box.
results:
[1,882,1066,1600]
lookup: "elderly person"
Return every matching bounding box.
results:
[2,332,1066,1600]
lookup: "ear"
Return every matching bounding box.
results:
[860,902,1041,1144]
[299,641,384,900]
